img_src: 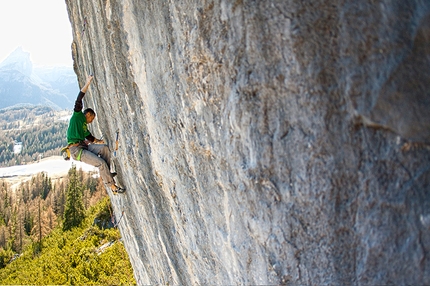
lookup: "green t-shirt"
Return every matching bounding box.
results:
[67,111,91,144]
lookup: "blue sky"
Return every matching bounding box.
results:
[0,0,73,66]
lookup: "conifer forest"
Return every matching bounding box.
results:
[0,106,135,284]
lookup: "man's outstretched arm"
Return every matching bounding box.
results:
[81,75,94,93]
[74,75,94,112]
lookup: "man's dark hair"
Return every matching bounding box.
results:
[84,108,95,116]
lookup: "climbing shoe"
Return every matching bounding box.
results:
[112,186,126,195]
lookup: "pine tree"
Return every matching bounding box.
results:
[0,226,7,249]
[7,206,17,252]
[63,165,85,231]
[37,198,42,246]
[52,182,66,217]
[31,197,47,254]
[17,203,23,253]
[23,207,32,236]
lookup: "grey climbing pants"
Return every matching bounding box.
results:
[69,144,115,185]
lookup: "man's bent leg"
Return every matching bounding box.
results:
[88,144,112,171]
[80,149,115,185]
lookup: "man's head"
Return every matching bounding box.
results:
[84,108,96,123]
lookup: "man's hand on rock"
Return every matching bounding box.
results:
[81,74,94,93]
[86,75,94,84]
[94,138,105,144]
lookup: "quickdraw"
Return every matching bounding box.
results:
[114,210,125,228]
[114,129,119,156]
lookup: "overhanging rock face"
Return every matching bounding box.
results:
[66,1,430,284]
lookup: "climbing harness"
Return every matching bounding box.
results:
[61,144,84,161]
[76,148,84,161]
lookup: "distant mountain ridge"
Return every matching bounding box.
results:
[0,47,77,110]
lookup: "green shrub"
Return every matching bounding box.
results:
[0,198,136,285]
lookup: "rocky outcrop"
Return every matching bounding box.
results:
[66,0,430,284]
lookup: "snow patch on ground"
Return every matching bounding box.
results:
[0,156,98,190]
[0,156,96,178]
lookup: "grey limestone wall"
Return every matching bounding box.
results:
[66,0,430,284]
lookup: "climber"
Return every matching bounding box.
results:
[66,75,125,194]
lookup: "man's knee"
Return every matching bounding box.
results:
[99,145,111,159]
[81,151,104,167]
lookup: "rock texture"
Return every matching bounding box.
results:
[66,0,430,284]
